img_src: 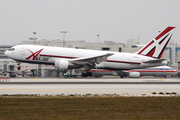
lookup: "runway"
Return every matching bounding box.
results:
[0,77,180,96]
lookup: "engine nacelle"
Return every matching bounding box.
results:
[55,59,69,71]
[129,72,140,78]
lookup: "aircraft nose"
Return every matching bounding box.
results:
[4,50,7,55]
[4,50,9,57]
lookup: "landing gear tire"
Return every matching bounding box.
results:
[120,76,124,78]
[87,72,92,76]
[82,73,88,77]
[17,66,21,70]
[82,72,92,77]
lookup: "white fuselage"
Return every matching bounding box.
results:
[5,44,162,70]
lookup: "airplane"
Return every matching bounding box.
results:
[88,66,178,78]
[4,26,175,77]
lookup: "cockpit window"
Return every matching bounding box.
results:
[8,48,15,51]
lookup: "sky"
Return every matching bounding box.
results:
[0,0,180,45]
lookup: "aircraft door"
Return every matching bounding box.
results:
[21,48,26,55]
[3,64,7,72]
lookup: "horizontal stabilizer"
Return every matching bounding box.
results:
[142,59,167,63]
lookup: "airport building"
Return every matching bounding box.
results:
[1,38,180,77]
[0,45,12,59]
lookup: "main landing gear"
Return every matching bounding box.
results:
[82,72,92,77]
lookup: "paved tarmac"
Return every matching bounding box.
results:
[0,77,180,96]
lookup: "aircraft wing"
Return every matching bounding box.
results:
[69,53,114,69]
[142,59,167,63]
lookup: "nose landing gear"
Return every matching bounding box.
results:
[17,62,21,70]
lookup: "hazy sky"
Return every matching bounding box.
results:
[0,0,180,45]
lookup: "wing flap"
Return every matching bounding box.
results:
[70,53,114,65]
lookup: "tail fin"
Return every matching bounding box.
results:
[137,26,175,59]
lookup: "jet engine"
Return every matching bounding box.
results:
[129,72,140,78]
[55,59,69,71]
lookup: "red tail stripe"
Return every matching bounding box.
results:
[146,47,156,57]
[155,27,175,40]
[159,34,169,45]
[158,35,172,59]
[138,40,154,54]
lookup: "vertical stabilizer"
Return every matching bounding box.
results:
[137,26,175,59]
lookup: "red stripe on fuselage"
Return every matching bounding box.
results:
[106,60,141,64]
[126,70,177,72]
[41,54,141,65]
[40,54,78,59]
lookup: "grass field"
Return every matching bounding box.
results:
[0,96,180,120]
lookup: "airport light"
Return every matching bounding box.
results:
[97,35,100,43]
[33,32,37,43]
[61,31,67,47]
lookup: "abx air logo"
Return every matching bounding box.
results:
[137,26,175,59]
[26,49,44,60]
